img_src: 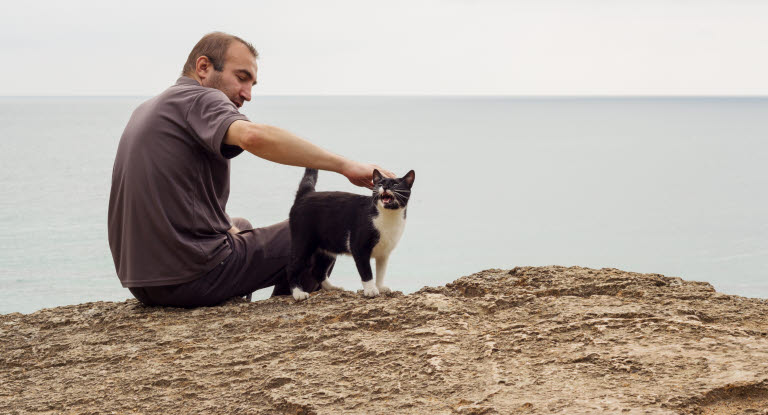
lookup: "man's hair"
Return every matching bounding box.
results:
[182,32,258,76]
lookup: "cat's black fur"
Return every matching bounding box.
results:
[286,168,415,300]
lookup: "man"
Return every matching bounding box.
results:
[108,32,394,307]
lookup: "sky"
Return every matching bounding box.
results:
[3,0,768,96]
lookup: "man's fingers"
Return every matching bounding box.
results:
[345,162,395,188]
[373,165,396,179]
[352,177,373,189]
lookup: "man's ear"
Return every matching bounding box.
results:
[373,169,383,184]
[403,170,415,188]
[195,56,213,81]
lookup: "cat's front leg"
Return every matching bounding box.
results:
[352,252,379,297]
[362,280,379,297]
[375,256,391,293]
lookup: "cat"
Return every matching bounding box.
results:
[287,168,415,301]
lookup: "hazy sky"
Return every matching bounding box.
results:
[3,0,767,95]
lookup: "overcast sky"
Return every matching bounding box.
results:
[3,0,767,96]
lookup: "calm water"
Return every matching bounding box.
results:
[0,96,766,314]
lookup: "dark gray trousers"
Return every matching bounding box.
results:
[128,218,320,308]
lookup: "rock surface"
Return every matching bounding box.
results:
[2,266,768,414]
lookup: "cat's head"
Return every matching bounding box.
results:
[373,169,415,210]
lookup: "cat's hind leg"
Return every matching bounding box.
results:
[312,252,343,291]
[287,244,314,301]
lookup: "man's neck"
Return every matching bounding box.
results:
[185,74,203,85]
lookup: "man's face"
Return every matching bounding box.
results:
[202,42,258,108]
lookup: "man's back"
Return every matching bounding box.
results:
[108,77,248,288]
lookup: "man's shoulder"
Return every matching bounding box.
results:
[134,80,229,120]
[165,78,230,104]
[159,87,236,125]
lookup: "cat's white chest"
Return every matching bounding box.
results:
[371,207,406,259]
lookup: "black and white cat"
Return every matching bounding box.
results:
[287,168,415,301]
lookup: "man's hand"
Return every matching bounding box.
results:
[342,161,396,189]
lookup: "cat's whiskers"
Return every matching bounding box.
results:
[390,193,409,206]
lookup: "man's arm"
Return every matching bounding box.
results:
[225,120,394,188]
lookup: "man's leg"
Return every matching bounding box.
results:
[127,219,320,308]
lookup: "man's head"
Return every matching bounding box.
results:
[182,32,258,108]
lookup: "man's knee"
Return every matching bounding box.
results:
[230,217,253,232]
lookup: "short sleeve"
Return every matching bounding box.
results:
[185,89,249,160]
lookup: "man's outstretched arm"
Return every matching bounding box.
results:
[225,120,394,188]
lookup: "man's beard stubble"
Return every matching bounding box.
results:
[208,71,241,108]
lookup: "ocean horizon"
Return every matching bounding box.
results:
[1,95,766,314]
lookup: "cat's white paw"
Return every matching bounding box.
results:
[362,280,379,297]
[321,279,345,291]
[377,285,392,294]
[291,287,310,301]
[364,286,380,297]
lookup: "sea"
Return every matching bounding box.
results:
[0,96,766,314]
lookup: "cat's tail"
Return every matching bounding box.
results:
[295,168,318,202]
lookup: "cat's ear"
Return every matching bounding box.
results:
[402,170,415,188]
[372,169,383,184]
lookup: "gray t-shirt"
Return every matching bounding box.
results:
[108,77,249,287]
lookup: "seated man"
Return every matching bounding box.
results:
[108,32,393,307]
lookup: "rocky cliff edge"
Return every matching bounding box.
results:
[2,266,768,414]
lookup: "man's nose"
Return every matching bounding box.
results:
[241,87,252,102]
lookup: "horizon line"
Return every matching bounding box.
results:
[1,94,767,99]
